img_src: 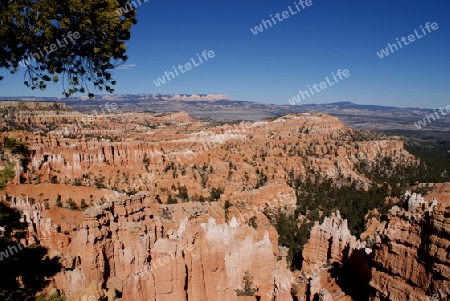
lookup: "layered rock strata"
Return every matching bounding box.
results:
[6,194,292,301]
[369,203,450,301]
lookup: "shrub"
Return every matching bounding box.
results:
[142,153,150,172]
[209,187,224,202]
[247,216,257,229]
[224,200,232,221]
[4,137,28,156]
[55,194,62,207]
[66,198,78,210]
[176,185,189,202]
[35,291,67,301]
[235,271,257,296]
[166,194,178,204]
[80,199,87,210]
[0,162,15,190]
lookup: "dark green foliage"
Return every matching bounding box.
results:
[0,0,137,96]
[265,209,312,270]
[142,154,150,172]
[80,199,87,210]
[271,142,449,271]
[51,176,59,184]
[35,292,66,301]
[65,198,78,210]
[224,200,232,210]
[247,216,257,229]
[356,142,450,190]
[3,138,29,168]
[0,162,14,190]
[306,209,320,221]
[155,195,162,204]
[235,271,257,296]
[0,201,26,242]
[403,142,450,182]
[0,202,62,300]
[200,172,208,188]
[293,141,450,236]
[93,176,106,188]
[175,185,189,202]
[294,177,392,236]
[166,194,178,205]
[208,187,224,202]
[255,167,268,188]
[224,200,231,221]
[55,194,62,207]
[3,138,28,157]
[125,189,135,196]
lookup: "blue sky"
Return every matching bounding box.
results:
[1,0,449,108]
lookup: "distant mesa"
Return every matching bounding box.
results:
[0,93,232,102]
[0,100,68,110]
[135,93,231,102]
[76,93,232,102]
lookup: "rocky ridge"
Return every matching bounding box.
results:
[297,192,450,301]
[1,102,446,301]
[5,193,290,301]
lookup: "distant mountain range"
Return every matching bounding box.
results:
[0,93,231,102]
[1,94,448,137]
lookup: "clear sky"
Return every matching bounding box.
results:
[1,0,449,109]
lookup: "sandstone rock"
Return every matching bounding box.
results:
[318,288,332,301]
[302,211,355,271]
[8,193,285,301]
[369,203,450,301]
[0,104,428,301]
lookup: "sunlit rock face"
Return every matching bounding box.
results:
[2,102,437,301]
[295,195,450,301]
[7,193,287,301]
[301,211,359,271]
[368,202,450,301]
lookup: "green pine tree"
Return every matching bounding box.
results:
[0,0,137,97]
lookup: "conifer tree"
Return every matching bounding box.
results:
[0,0,137,96]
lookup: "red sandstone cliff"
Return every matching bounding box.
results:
[1,103,440,301]
[369,202,450,301]
[6,193,292,301]
[297,192,450,301]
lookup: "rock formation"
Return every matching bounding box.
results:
[369,202,450,301]
[5,193,292,301]
[301,211,361,271]
[296,191,450,301]
[2,102,444,301]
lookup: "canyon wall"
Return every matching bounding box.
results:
[369,202,450,301]
[2,103,444,301]
[293,193,450,301]
[6,194,292,301]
